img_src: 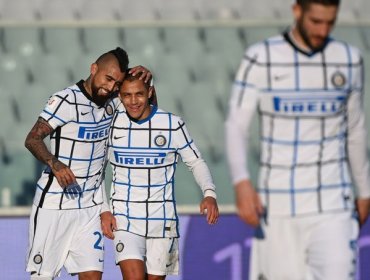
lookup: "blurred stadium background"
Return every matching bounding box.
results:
[0,0,369,279]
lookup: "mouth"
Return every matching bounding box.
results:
[128,105,141,113]
[98,88,110,96]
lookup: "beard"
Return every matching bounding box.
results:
[91,83,111,107]
[297,19,326,52]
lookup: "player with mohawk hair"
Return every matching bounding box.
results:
[25,47,153,280]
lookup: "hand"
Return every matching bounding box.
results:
[129,66,152,83]
[235,180,264,227]
[49,158,76,188]
[101,211,117,240]
[356,198,370,227]
[64,183,82,199]
[200,197,219,225]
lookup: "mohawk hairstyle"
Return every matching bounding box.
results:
[109,47,129,72]
[96,47,129,73]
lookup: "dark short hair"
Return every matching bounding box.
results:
[123,68,152,90]
[96,47,129,72]
[296,0,340,9]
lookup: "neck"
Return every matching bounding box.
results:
[290,27,311,52]
[83,77,92,96]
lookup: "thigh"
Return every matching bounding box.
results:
[26,205,75,277]
[250,217,307,280]
[307,212,359,280]
[114,230,146,263]
[64,206,104,275]
[146,237,179,276]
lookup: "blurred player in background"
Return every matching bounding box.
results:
[24,47,152,280]
[225,0,370,279]
[101,70,219,280]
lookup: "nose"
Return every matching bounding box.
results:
[108,81,117,92]
[130,95,138,104]
[318,23,332,38]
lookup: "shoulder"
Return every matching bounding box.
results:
[327,38,363,63]
[155,107,184,126]
[45,86,76,108]
[243,34,283,62]
[49,84,78,101]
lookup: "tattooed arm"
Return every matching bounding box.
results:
[25,117,76,188]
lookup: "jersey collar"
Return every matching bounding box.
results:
[76,80,117,108]
[283,30,331,57]
[128,105,158,125]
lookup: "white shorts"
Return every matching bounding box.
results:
[250,211,359,280]
[114,230,179,276]
[26,204,104,277]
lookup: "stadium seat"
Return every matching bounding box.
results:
[2,27,43,66]
[162,27,206,56]
[123,27,164,56]
[243,26,282,46]
[154,51,192,89]
[0,144,38,206]
[78,1,120,21]
[16,82,49,123]
[81,27,124,55]
[0,53,30,94]
[154,82,183,116]
[30,53,71,92]
[71,52,99,82]
[41,27,84,67]
[332,26,367,52]
[0,0,39,21]
[38,0,80,21]
[118,1,158,21]
[152,0,198,20]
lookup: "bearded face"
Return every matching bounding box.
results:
[294,3,338,52]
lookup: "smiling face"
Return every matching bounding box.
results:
[89,57,125,106]
[119,78,153,121]
[293,2,338,51]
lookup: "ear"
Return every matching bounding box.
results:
[148,86,154,99]
[118,92,123,103]
[292,3,302,22]
[90,63,98,75]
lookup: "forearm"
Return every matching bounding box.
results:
[347,91,370,198]
[189,159,217,199]
[347,134,370,199]
[24,118,59,169]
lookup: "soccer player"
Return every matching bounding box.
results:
[24,47,152,280]
[101,70,219,280]
[225,0,370,279]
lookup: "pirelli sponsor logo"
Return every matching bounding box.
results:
[273,95,345,114]
[78,123,110,140]
[113,151,166,166]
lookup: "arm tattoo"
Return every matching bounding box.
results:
[25,118,58,166]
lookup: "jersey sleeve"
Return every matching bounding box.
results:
[173,118,217,199]
[39,91,73,129]
[346,53,370,199]
[225,45,263,185]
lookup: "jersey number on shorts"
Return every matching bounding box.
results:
[93,231,103,250]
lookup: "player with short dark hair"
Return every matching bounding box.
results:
[101,70,219,280]
[24,48,152,280]
[225,0,370,279]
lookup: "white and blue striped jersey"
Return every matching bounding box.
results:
[33,80,118,210]
[226,31,370,217]
[108,104,216,238]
